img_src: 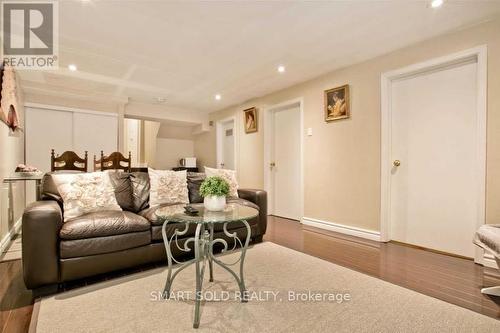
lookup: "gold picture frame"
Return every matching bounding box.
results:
[243,107,258,133]
[324,84,350,122]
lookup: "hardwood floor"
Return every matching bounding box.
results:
[265,216,500,319]
[1,215,499,332]
[0,260,32,333]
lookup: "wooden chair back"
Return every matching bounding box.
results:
[94,151,131,172]
[51,150,88,172]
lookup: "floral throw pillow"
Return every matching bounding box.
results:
[52,172,122,222]
[204,166,239,197]
[148,168,189,206]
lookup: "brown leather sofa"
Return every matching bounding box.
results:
[22,172,267,292]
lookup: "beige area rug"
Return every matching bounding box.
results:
[0,233,22,262]
[31,242,500,332]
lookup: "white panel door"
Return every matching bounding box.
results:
[125,118,140,165]
[25,107,73,173]
[221,121,235,170]
[390,61,478,258]
[272,106,301,220]
[73,112,118,164]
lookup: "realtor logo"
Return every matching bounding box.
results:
[1,1,59,69]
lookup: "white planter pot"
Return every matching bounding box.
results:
[204,195,226,211]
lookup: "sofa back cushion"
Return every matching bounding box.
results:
[187,172,205,203]
[130,172,150,212]
[204,166,239,197]
[41,171,83,203]
[52,172,122,222]
[148,168,189,206]
[42,170,211,213]
[107,171,134,211]
[43,171,134,212]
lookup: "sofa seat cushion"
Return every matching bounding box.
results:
[60,231,151,259]
[60,211,150,240]
[139,203,185,226]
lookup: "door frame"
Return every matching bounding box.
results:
[216,116,238,172]
[380,46,487,263]
[263,97,304,221]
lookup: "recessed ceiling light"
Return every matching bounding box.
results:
[277,65,285,73]
[215,94,221,101]
[68,64,77,71]
[431,0,443,8]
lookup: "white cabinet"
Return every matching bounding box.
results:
[25,108,73,173]
[25,106,118,173]
[73,112,118,164]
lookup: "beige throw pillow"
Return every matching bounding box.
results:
[148,168,189,206]
[204,166,239,197]
[52,172,122,222]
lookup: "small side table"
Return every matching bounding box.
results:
[3,174,43,228]
[3,174,43,200]
[156,203,258,329]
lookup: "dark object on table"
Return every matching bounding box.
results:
[184,205,199,216]
[51,150,88,172]
[94,151,131,172]
[172,167,199,172]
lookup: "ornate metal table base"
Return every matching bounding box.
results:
[161,219,251,329]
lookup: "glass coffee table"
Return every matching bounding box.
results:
[156,203,258,329]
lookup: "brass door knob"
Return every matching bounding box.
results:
[393,160,401,167]
[270,162,276,168]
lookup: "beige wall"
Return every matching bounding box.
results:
[194,18,500,231]
[155,138,194,169]
[158,123,196,140]
[0,68,26,241]
[155,124,196,169]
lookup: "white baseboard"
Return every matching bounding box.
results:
[0,218,22,254]
[302,218,500,269]
[302,217,381,242]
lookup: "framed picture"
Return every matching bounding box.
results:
[244,107,258,133]
[324,84,350,122]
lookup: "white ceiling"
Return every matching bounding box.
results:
[19,0,500,113]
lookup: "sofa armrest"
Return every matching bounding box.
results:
[238,189,267,237]
[22,200,62,289]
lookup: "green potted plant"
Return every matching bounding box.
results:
[199,176,230,211]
